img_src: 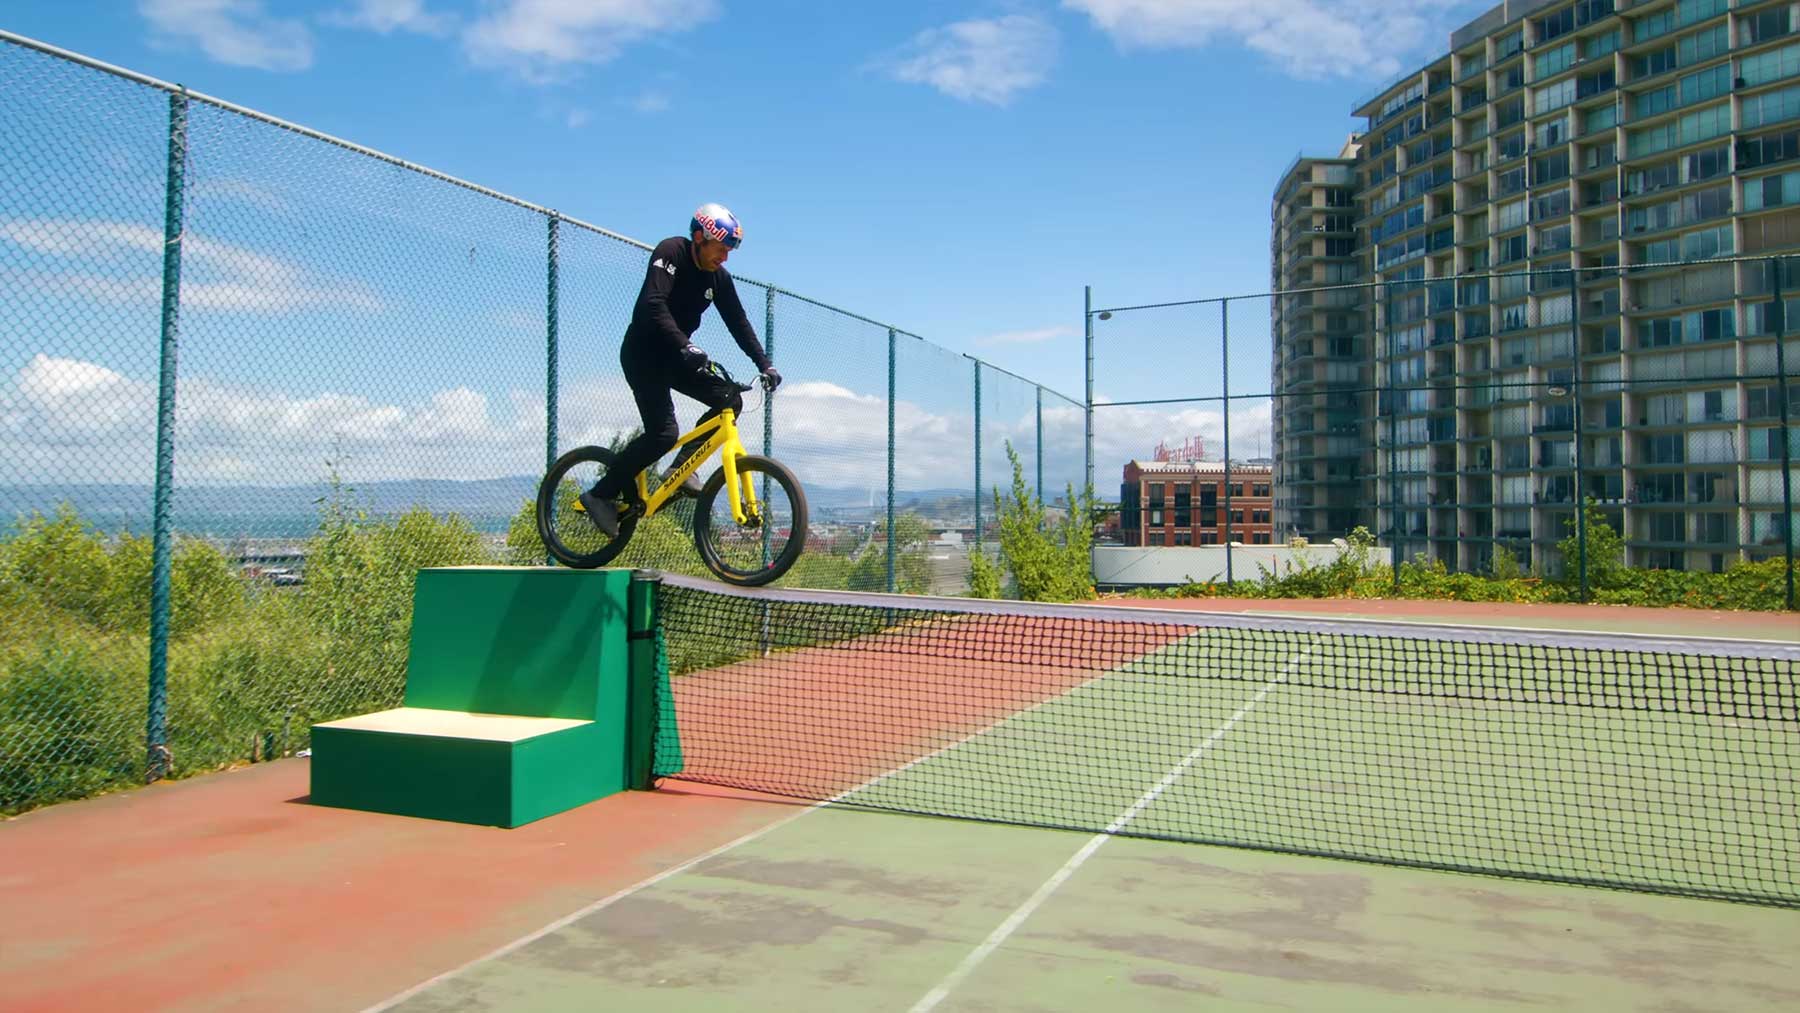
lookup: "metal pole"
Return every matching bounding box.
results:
[974,359,983,550]
[147,89,188,782]
[1569,270,1588,601]
[762,289,776,571]
[1035,385,1044,504]
[1084,286,1095,498]
[763,289,775,458]
[887,327,898,593]
[546,215,559,473]
[1221,299,1234,584]
[1386,283,1401,594]
[1774,258,1796,610]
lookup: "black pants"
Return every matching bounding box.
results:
[594,349,743,499]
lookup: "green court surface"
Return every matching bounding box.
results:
[367,606,1800,1012]
[374,805,1800,1012]
[837,629,1798,904]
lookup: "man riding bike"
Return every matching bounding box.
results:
[580,203,781,537]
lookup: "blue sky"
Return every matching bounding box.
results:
[1,0,1495,493]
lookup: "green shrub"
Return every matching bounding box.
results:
[0,635,145,813]
[986,442,1097,602]
[1557,501,1629,591]
[1,505,113,623]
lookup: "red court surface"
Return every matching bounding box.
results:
[0,759,800,1012]
[1109,594,1800,640]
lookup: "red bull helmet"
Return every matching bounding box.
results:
[689,203,743,249]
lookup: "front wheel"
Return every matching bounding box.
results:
[537,446,638,568]
[692,455,808,586]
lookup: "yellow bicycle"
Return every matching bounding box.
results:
[535,365,808,587]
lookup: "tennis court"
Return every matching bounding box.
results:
[4,579,1797,1011]
[657,577,1798,906]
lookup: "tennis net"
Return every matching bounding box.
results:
[647,574,1800,907]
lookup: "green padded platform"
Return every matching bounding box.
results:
[309,567,639,827]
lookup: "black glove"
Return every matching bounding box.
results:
[759,365,782,391]
[680,343,710,370]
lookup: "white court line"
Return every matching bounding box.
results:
[907,653,1306,1013]
[362,650,1148,1011]
[359,803,817,1012]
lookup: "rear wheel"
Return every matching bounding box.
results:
[537,446,638,569]
[692,455,808,586]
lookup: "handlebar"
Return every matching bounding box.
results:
[709,361,772,393]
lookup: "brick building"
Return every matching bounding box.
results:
[1119,460,1276,547]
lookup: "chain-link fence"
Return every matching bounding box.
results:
[0,32,1080,812]
[1085,259,1796,604]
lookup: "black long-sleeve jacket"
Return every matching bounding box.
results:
[623,236,770,371]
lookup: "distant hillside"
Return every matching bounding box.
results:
[0,478,982,536]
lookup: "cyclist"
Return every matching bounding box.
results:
[580,203,782,537]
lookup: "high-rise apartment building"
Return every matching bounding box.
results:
[1271,140,1372,541]
[1275,0,1800,573]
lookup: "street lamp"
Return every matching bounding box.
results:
[1543,380,1587,600]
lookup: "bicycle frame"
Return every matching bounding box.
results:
[633,408,760,524]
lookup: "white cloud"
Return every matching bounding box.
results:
[1090,398,1275,468]
[0,354,554,485]
[566,108,592,128]
[627,91,671,114]
[324,0,456,36]
[0,217,383,315]
[138,0,314,72]
[0,354,1104,498]
[1062,0,1480,80]
[882,15,1059,106]
[463,0,720,83]
[976,325,1079,346]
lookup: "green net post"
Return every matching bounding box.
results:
[887,326,898,593]
[1774,258,1796,610]
[147,88,188,784]
[627,570,663,789]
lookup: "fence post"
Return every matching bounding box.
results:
[762,290,776,570]
[1221,299,1234,585]
[1035,385,1044,504]
[546,214,559,472]
[1570,269,1588,602]
[147,88,189,783]
[763,289,776,458]
[1774,258,1796,610]
[1385,283,1401,594]
[973,359,983,550]
[1084,286,1094,499]
[887,327,897,593]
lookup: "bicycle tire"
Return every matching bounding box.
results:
[692,455,809,586]
[536,445,638,569]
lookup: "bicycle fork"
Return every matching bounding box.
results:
[718,413,760,526]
